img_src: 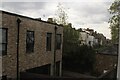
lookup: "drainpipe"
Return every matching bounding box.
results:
[54,26,57,76]
[117,5,120,79]
[16,18,21,80]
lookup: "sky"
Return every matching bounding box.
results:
[1,0,115,39]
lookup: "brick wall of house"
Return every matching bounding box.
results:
[1,11,63,78]
[94,54,117,75]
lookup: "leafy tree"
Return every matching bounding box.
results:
[63,45,96,73]
[109,0,120,43]
[54,3,80,55]
[54,3,96,74]
[54,3,68,25]
[63,23,80,55]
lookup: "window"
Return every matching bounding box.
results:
[56,34,61,49]
[46,33,52,51]
[26,31,34,53]
[89,41,91,45]
[0,28,7,56]
[2,75,7,80]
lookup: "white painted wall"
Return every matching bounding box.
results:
[87,35,94,46]
[94,39,98,45]
[100,40,103,45]
[79,31,99,47]
[79,32,88,45]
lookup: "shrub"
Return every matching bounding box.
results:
[63,45,96,73]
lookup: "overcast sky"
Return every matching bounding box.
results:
[1,0,114,39]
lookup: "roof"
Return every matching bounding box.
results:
[0,10,63,27]
[98,44,118,56]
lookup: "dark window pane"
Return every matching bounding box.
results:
[0,28,7,56]
[56,34,61,49]
[0,44,2,56]
[46,33,52,51]
[2,29,7,43]
[26,31,34,53]
[0,29,2,43]
[2,44,7,55]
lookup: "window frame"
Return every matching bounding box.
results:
[46,33,52,51]
[0,28,8,56]
[56,34,62,50]
[26,30,35,53]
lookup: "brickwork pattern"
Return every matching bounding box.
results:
[1,11,63,78]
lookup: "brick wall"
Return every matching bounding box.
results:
[94,54,117,75]
[1,11,63,78]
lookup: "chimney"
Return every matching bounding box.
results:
[36,18,41,21]
[68,23,72,27]
[47,18,53,23]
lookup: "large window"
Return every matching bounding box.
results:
[0,28,7,56]
[46,33,52,51]
[26,31,34,53]
[56,34,61,49]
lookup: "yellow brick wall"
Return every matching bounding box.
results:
[1,11,63,78]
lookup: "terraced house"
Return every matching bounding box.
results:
[0,10,63,79]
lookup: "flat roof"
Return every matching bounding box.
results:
[0,10,63,27]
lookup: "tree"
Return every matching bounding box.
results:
[63,45,96,73]
[54,3,96,74]
[63,23,80,55]
[54,3,80,55]
[54,3,68,25]
[109,0,120,43]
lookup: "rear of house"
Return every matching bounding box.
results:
[0,10,63,79]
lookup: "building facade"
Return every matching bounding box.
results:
[0,10,63,79]
[79,28,107,47]
[79,30,98,47]
[87,35,95,47]
[79,31,88,45]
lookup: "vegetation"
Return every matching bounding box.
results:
[54,3,96,74]
[109,0,120,43]
[54,3,68,25]
[63,23,80,56]
[63,45,96,74]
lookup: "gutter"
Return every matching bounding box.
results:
[117,5,120,79]
[54,26,57,76]
[16,18,21,80]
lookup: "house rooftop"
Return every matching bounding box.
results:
[0,10,63,27]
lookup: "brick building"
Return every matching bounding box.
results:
[0,10,63,79]
[95,53,117,76]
